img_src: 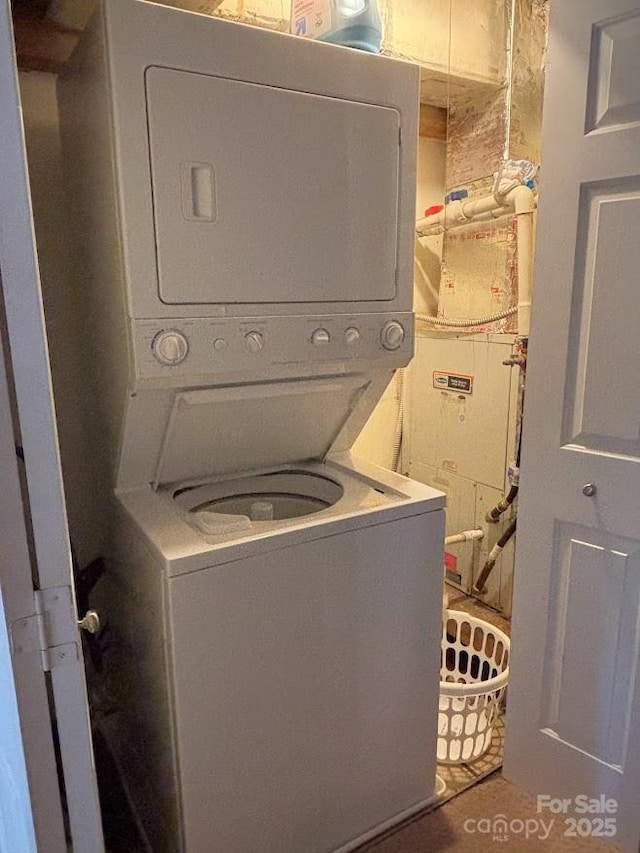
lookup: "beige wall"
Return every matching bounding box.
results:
[212,0,507,85]
[436,0,547,328]
[353,136,446,469]
[18,70,102,568]
[50,0,507,91]
[351,372,401,470]
[414,137,446,318]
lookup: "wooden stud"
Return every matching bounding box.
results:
[419,103,447,140]
[13,15,79,74]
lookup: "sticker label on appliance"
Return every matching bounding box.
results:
[291,0,332,38]
[433,371,473,394]
[444,552,457,571]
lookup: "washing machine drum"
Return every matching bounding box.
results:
[172,470,344,535]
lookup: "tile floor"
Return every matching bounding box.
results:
[358,771,616,852]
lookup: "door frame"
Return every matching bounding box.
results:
[0,0,104,849]
[0,298,67,852]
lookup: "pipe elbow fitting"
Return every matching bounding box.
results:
[509,184,536,216]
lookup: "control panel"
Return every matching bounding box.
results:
[134,313,413,380]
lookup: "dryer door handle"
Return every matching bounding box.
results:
[180,162,216,222]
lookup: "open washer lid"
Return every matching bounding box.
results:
[153,376,370,487]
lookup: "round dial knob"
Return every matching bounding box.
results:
[152,329,189,365]
[244,331,264,353]
[344,327,360,345]
[381,320,405,351]
[311,328,331,346]
[213,338,228,352]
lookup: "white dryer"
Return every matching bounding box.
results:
[57,2,445,850]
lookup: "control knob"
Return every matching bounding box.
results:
[381,320,405,351]
[152,329,189,365]
[311,328,331,346]
[344,327,360,345]
[244,331,265,353]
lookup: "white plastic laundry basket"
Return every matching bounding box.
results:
[438,610,510,765]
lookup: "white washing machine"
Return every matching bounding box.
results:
[107,454,443,852]
[57,2,445,850]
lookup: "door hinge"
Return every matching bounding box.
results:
[10,586,79,672]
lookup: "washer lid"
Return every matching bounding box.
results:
[154,377,369,486]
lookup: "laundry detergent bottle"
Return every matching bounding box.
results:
[291,0,382,54]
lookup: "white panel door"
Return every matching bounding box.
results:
[0,1,103,850]
[504,2,640,850]
[146,67,399,305]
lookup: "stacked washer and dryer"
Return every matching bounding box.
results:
[57,1,445,850]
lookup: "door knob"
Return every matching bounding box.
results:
[77,609,100,634]
[582,483,597,497]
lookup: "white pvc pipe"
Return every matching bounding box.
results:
[416,185,534,237]
[417,206,513,237]
[445,529,484,546]
[416,185,536,337]
[463,206,513,225]
[515,213,535,338]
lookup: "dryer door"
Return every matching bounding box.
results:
[145,67,400,307]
